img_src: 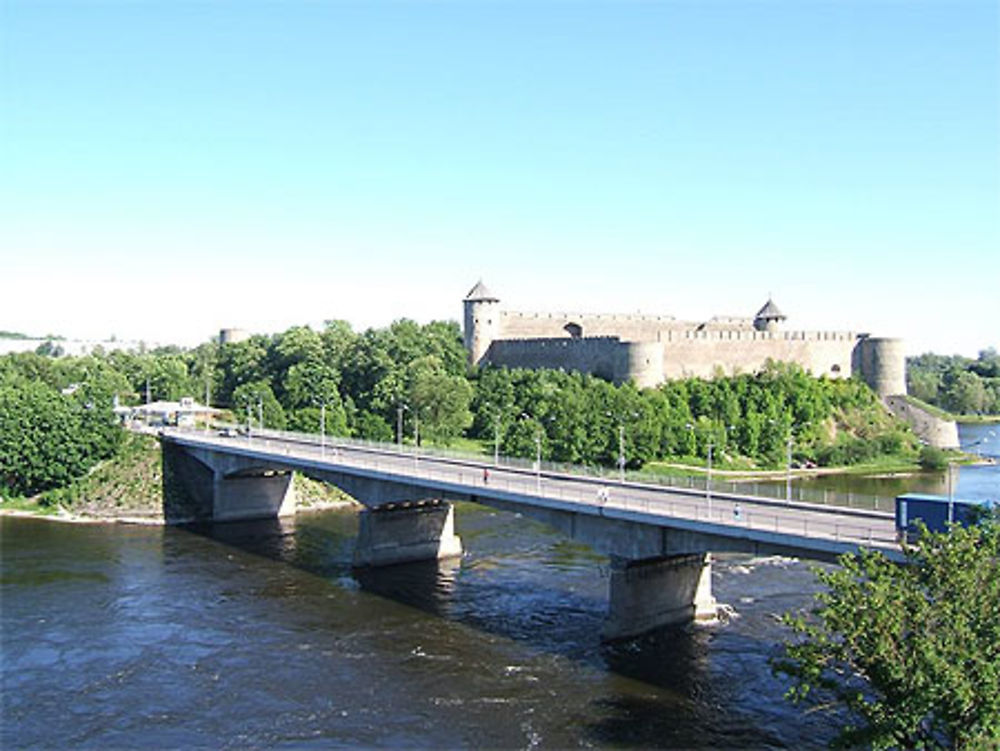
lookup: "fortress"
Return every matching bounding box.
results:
[462,281,908,398]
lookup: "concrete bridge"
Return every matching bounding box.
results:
[159,427,900,640]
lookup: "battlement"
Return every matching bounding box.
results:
[665,329,858,343]
[500,311,678,323]
[463,282,904,396]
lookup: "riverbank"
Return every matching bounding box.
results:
[0,433,356,525]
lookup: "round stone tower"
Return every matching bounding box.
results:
[463,280,501,367]
[854,337,907,398]
[622,341,665,389]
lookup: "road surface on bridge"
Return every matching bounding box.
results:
[160,427,901,557]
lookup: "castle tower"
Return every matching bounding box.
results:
[853,337,907,398]
[463,280,501,367]
[753,298,786,332]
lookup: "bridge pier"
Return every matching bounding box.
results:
[353,500,463,568]
[212,469,296,522]
[603,553,716,641]
[162,441,296,523]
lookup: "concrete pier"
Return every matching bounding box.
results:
[353,500,463,568]
[213,469,296,522]
[603,553,716,641]
[162,441,296,522]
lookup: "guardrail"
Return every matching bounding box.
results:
[184,423,896,513]
[166,425,899,552]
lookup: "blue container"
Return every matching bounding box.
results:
[895,493,995,539]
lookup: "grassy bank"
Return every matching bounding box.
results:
[1,432,357,523]
[901,394,1000,425]
[37,432,165,520]
[642,454,924,481]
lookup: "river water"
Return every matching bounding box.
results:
[2,506,844,749]
[759,422,1000,505]
[3,424,995,750]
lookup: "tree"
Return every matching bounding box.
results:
[774,518,1000,749]
[232,381,286,430]
[407,356,472,446]
[0,374,123,496]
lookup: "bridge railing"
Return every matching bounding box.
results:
[194,424,892,515]
[174,425,898,550]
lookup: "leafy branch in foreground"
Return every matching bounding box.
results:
[773,516,1000,749]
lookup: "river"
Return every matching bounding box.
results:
[2,506,845,749]
[3,424,995,749]
[757,421,1000,504]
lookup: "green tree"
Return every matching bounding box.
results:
[232,381,286,430]
[774,518,1000,749]
[0,374,123,496]
[407,356,472,446]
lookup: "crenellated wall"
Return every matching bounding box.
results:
[463,285,907,396]
[484,336,630,383]
[660,331,857,380]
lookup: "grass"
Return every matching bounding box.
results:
[0,495,58,515]
[643,453,924,479]
[38,433,164,517]
[901,394,1000,424]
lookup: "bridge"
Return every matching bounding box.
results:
[158,427,900,640]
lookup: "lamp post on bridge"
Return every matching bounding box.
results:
[520,412,543,491]
[786,434,793,503]
[706,439,713,518]
[609,410,639,484]
[396,403,408,446]
[483,402,503,468]
[320,401,326,458]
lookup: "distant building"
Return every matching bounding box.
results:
[462,281,907,397]
[124,397,219,427]
[0,337,151,357]
[219,328,249,345]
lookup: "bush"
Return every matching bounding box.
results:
[918,445,950,471]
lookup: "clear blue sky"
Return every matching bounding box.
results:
[2,0,997,356]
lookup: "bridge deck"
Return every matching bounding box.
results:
[160,427,902,561]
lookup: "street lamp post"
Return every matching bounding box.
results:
[257,397,264,434]
[947,460,954,523]
[413,410,420,469]
[706,440,713,517]
[535,429,541,491]
[618,424,625,484]
[320,401,326,458]
[396,404,407,446]
[494,411,501,467]
[520,411,542,491]
[786,434,793,503]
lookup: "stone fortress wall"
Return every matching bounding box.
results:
[463,281,907,399]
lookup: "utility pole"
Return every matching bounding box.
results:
[707,440,713,517]
[618,424,625,483]
[535,430,541,492]
[786,435,793,503]
[320,401,326,458]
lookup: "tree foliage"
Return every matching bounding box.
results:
[773,518,1000,749]
[908,350,1000,416]
[0,368,123,496]
[468,362,917,469]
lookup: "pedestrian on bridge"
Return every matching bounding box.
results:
[483,468,489,485]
